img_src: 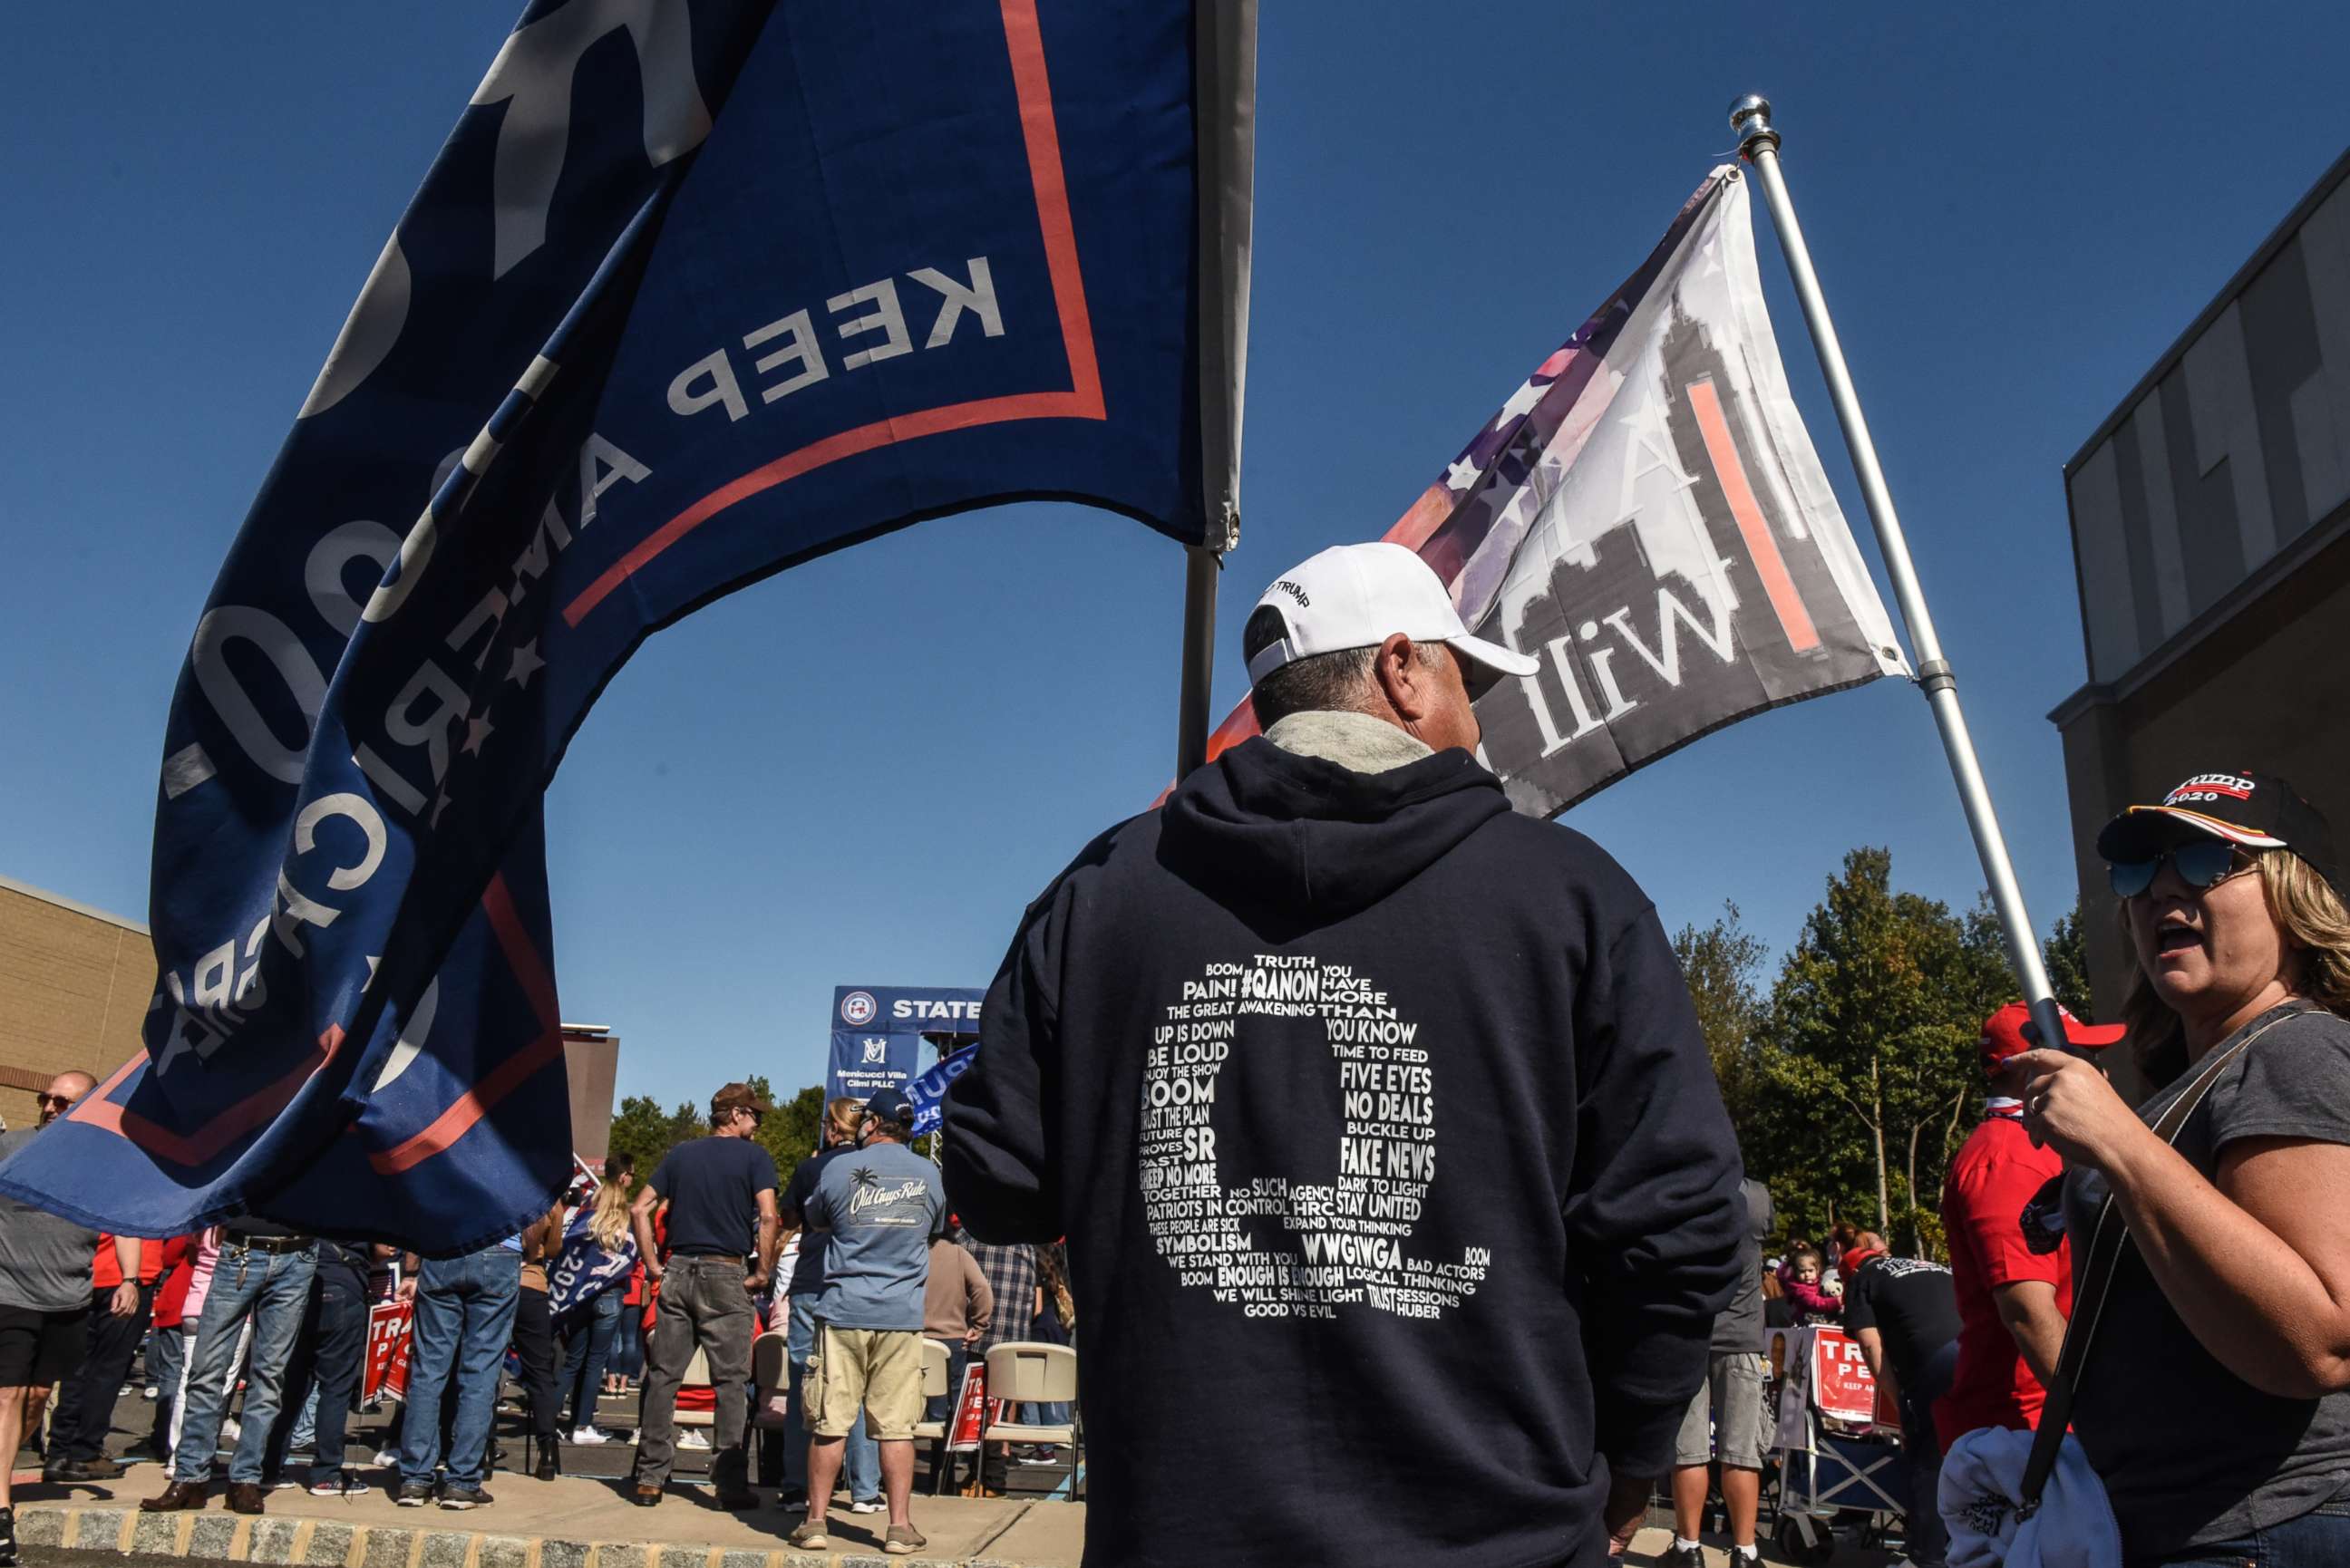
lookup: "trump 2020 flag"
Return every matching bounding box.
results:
[0,0,1256,1249]
[1203,167,1904,817]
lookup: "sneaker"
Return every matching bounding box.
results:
[883,1524,927,1557]
[395,1480,436,1507]
[309,1470,373,1497]
[784,1519,830,1551]
[0,1505,17,1568]
[569,1426,608,1446]
[677,1429,710,1451]
[142,1386,159,1402]
[849,1497,884,1514]
[271,1478,306,1491]
[440,1485,493,1511]
[776,1487,808,1513]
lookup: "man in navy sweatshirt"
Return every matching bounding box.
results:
[943,542,1745,1568]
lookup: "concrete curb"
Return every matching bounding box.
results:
[13,1505,1033,1568]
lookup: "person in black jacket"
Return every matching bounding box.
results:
[943,542,1747,1568]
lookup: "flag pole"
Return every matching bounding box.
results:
[1177,544,1222,779]
[1728,94,2073,1052]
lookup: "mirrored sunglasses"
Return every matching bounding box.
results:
[2107,837,2248,899]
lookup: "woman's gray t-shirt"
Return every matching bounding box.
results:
[2063,1003,2350,1557]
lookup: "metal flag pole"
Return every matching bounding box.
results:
[1177,543,1224,779]
[1728,93,2073,1054]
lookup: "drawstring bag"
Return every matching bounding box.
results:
[1938,1005,2309,1566]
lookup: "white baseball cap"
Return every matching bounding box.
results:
[1246,543,1539,693]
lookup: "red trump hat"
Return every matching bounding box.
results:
[1979,1001,2122,1076]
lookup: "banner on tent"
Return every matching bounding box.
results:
[4,1,1254,1245]
[829,986,984,1103]
[1201,166,1906,818]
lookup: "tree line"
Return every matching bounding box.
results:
[604,1077,828,1189]
[1675,847,2093,1258]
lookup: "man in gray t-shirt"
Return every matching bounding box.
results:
[788,1089,943,1557]
[0,1071,138,1546]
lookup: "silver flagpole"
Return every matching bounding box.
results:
[1728,94,2073,1053]
[1177,544,1223,779]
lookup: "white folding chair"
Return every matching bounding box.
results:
[980,1341,1081,1499]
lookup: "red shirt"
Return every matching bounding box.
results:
[1935,1111,2071,1447]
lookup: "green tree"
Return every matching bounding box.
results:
[1759,849,2003,1254]
[1674,902,1769,1129]
[2044,903,2096,1021]
[605,1093,694,1186]
[743,1078,826,1173]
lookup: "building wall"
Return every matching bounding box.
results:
[0,877,156,1130]
[2065,149,2350,685]
[562,1029,618,1166]
[2055,144,2350,1056]
[2056,528,2350,1037]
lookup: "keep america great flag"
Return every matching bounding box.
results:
[0,0,1255,1248]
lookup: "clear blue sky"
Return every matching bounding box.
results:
[4,6,2345,1109]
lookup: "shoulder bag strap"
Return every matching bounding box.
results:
[2016,1002,2314,1509]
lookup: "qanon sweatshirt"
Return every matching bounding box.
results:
[942,736,1744,1568]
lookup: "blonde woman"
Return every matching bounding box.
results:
[2016,771,2350,1566]
[554,1157,641,1444]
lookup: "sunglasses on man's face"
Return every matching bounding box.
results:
[35,1093,73,1110]
[2108,838,2251,900]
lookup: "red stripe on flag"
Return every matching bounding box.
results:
[69,1029,343,1168]
[367,872,563,1175]
[1685,376,1819,654]
[560,0,1104,628]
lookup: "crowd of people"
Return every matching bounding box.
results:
[5,545,2350,1568]
[0,1078,1075,1563]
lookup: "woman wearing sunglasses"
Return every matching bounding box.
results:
[2013,770,2350,1566]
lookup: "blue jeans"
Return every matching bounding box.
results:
[399,1246,521,1487]
[173,1242,318,1485]
[784,1296,877,1500]
[558,1288,623,1429]
[1898,1340,1958,1568]
[2143,1495,2350,1566]
[146,1320,186,1456]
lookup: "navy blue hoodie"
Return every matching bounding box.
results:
[944,737,1743,1568]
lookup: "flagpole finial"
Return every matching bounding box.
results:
[1728,94,1780,156]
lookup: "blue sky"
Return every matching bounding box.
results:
[4,5,2345,1109]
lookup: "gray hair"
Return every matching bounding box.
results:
[1243,606,1445,728]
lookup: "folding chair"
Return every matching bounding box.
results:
[979,1341,1081,1499]
[909,1338,955,1494]
[750,1329,790,1482]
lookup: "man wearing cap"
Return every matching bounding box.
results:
[787,1089,942,1559]
[627,1082,779,1510]
[945,543,1747,1568]
[1933,1002,2119,1451]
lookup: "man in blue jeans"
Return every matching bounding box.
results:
[775,1097,880,1512]
[395,1241,522,1510]
[141,1221,318,1516]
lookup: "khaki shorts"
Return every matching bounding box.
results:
[804,1322,926,1442]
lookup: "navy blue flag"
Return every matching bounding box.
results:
[906,1047,980,1137]
[1,0,1254,1249]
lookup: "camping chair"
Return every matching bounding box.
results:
[980,1341,1081,1499]
[911,1338,955,1494]
[750,1328,790,1483]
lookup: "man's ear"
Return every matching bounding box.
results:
[1373,633,1429,720]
